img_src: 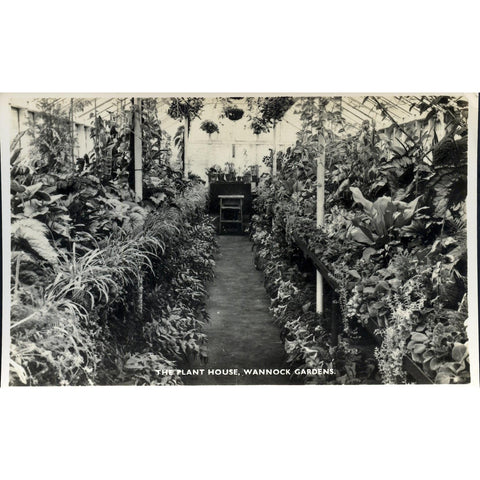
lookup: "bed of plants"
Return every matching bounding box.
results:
[251,96,470,384]
[10,98,217,386]
[251,182,378,385]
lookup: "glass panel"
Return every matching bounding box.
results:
[10,107,20,140]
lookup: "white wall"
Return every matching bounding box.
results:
[160,98,301,179]
[9,97,303,179]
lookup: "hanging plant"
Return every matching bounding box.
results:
[167,97,204,121]
[259,97,295,124]
[250,117,268,135]
[247,97,295,134]
[223,106,244,121]
[200,120,220,135]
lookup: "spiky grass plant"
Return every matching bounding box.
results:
[10,299,98,386]
[10,109,215,386]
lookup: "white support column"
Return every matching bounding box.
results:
[184,116,190,178]
[133,98,143,202]
[133,98,143,318]
[18,108,30,149]
[427,116,436,145]
[76,124,85,157]
[316,128,326,314]
[70,99,75,167]
[85,127,94,155]
[272,120,277,176]
[18,108,29,132]
[436,111,446,141]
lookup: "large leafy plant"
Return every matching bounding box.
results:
[347,187,421,247]
[252,95,470,384]
[10,98,217,386]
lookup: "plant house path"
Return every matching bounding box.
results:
[183,235,295,385]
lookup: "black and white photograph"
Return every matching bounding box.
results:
[2,3,480,479]
[3,94,477,386]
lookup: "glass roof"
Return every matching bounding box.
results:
[10,95,434,132]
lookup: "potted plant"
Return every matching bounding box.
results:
[224,162,236,181]
[250,165,259,183]
[223,106,244,121]
[243,167,252,183]
[206,165,221,183]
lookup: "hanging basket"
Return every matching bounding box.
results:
[167,98,204,121]
[224,106,244,121]
[250,117,268,135]
[200,120,220,135]
[259,97,295,123]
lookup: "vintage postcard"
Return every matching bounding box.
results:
[1,94,478,386]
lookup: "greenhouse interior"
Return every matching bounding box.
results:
[8,95,471,385]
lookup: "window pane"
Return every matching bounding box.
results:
[10,107,20,140]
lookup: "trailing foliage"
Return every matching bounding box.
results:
[247,97,296,134]
[167,97,204,122]
[251,177,377,384]
[252,96,470,384]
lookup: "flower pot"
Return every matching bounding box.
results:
[226,173,236,182]
[208,173,219,183]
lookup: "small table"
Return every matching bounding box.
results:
[218,195,244,234]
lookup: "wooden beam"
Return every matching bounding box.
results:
[292,232,434,385]
[363,317,434,384]
[292,233,339,291]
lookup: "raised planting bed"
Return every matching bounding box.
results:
[291,232,434,385]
